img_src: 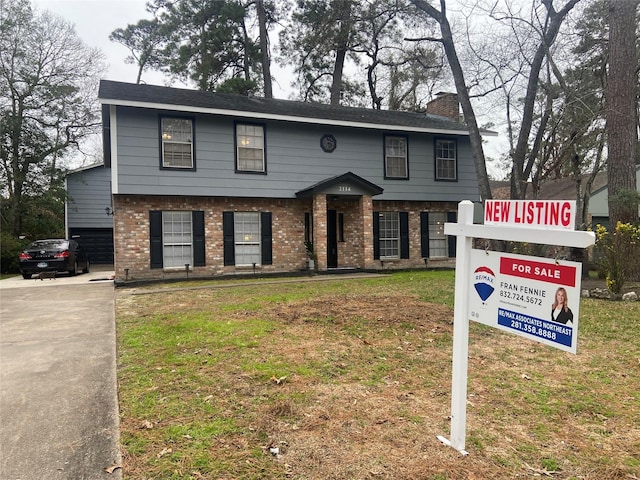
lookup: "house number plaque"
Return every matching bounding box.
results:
[338,185,351,192]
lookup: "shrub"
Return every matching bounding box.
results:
[594,222,640,294]
[0,233,29,274]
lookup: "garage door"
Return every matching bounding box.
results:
[69,228,114,264]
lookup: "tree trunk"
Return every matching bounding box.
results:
[257,0,272,98]
[410,0,492,202]
[330,48,347,105]
[330,0,353,105]
[605,0,639,226]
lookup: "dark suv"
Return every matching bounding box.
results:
[19,239,90,279]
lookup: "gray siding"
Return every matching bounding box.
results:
[588,166,640,218]
[114,106,480,202]
[67,166,113,228]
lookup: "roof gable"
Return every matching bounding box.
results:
[296,172,383,198]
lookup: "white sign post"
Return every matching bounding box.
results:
[438,200,595,454]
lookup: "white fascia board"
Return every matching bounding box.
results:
[99,98,476,136]
[110,105,118,195]
[67,162,105,175]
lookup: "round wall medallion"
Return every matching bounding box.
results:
[320,134,337,153]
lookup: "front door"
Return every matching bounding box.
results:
[327,209,338,268]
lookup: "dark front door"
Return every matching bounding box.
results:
[327,209,338,268]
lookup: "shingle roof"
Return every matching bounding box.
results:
[490,171,609,201]
[98,80,476,135]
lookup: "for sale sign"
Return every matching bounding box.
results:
[469,249,582,353]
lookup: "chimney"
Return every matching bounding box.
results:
[426,92,460,121]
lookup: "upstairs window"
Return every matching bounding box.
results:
[236,123,265,173]
[161,117,194,169]
[435,138,457,181]
[384,135,408,178]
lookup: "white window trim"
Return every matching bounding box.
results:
[379,211,400,259]
[236,123,265,172]
[162,211,193,267]
[234,212,261,266]
[385,135,408,178]
[435,138,457,181]
[161,117,194,169]
[428,212,448,258]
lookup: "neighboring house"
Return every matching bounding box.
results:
[67,81,494,280]
[588,165,640,229]
[65,163,114,264]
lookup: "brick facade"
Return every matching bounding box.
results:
[112,194,456,281]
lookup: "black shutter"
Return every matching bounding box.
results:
[447,211,457,257]
[149,210,163,269]
[420,212,430,258]
[399,212,409,259]
[373,211,380,260]
[261,212,272,265]
[192,211,205,266]
[223,211,235,266]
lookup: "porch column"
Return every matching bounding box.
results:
[360,195,374,269]
[312,193,327,270]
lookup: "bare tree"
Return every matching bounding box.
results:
[409,0,492,201]
[0,0,105,236]
[502,0,582,199]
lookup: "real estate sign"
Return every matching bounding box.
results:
[484,199,576,230]
[439,200,595,454]
[469,249,582,354]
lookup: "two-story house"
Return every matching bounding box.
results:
[66,80,491,281]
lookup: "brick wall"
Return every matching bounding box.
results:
[372,199,458,270]
[112,194,457,280]
[426,92,460,121]
[113,195,313,281]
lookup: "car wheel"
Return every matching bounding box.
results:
[69,261,78,276]
[22,273,31,279]
[82,259,90,274]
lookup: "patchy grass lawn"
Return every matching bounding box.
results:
[116,270,640,479]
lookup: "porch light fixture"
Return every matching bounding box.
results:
[105,207,115,216]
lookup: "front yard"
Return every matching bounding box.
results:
[116,270,640,479]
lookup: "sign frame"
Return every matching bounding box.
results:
[438,201,595,455]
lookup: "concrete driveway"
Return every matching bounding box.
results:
[0,266,122,479]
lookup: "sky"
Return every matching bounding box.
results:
[31,0,506,176]
[32,0,168,85]
[32,0,292,94]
